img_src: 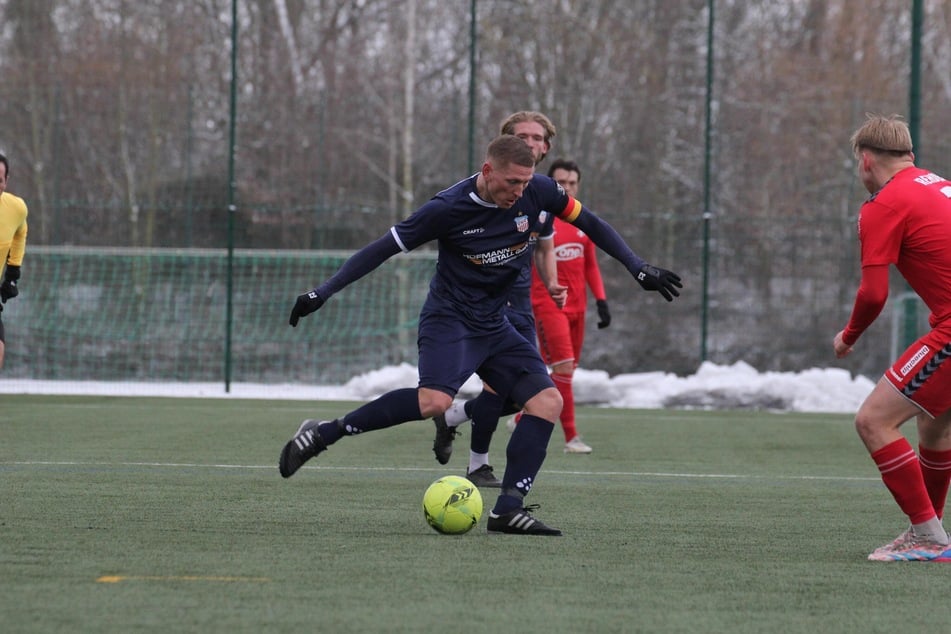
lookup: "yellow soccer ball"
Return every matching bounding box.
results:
[422,475,483,535]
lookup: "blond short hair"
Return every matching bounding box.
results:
[499,111,557,142]
[850,114,913,156]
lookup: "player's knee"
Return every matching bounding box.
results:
[523,387,562,421]
[418,389,453,418]
[853,414,871,441]
[854,409,889,445]
[918,414,951,447]
[551,360,574,376]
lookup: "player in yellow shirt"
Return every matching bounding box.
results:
[0,153,28,369]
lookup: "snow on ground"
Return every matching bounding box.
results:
[0,361,875,414]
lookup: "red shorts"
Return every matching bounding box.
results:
[884,327,951,417]
[534,306,585,368]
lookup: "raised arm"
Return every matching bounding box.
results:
[570,208,682,301]
[289,232,402,327]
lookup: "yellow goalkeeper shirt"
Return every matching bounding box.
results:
[0,191,28,272]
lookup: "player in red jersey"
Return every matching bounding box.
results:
[527,159,610,453]
[833,114,951,561]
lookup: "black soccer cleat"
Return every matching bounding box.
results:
[432,414,458,465]
[466,464,501,488]
[486,505,562,536]
[279,419,327,478]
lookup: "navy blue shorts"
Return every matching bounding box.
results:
[505,308,537,347]
[417,311,553,405]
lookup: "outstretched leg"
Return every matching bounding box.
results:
[280,387,447,478]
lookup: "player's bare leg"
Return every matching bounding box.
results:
[857,379,950,560]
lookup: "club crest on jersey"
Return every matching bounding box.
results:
[514,215,529,233]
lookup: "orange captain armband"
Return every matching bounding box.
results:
[560,196,583,222]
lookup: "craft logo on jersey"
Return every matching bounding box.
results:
[514,215,529,233]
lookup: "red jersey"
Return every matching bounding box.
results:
[530,216,606,313]
[844,166,951,343]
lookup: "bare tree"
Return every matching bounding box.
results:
[2,0,951,379]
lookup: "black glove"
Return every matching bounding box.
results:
[596,299,611,329]
[635,264,682,302]
[289,289,325,327]
[1,264,20,303]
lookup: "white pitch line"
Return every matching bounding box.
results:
[1,460,879,482]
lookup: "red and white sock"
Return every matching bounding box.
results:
[871,438,937,525]
[552,373,576,442]
[918,445,951,520]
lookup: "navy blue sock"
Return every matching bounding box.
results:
[337,388,422,435]
[493,414,554,515]
[470,390,504,454]
[316,420,344,445]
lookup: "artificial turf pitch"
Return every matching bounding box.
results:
[2,395,949,633]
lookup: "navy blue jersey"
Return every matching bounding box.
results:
[391,173,579,329]
[312,171,643,333]
[506,213,554,315]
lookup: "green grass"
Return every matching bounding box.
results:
[1,396,948,633]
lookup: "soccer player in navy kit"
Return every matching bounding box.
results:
[433,111,566,489]
[281,134,681,535]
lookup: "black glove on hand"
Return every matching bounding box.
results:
[635,264,682,302]
[289,289,325,327]
[596,299,611,329]
[1,265,20,303]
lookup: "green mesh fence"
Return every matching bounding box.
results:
[4,246,435,384]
